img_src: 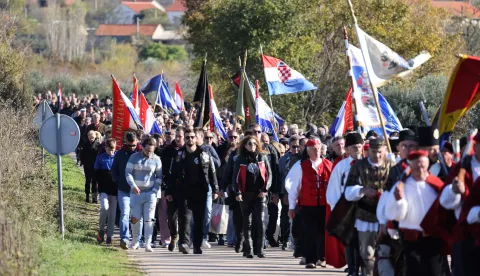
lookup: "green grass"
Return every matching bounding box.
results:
[39,154,142,276]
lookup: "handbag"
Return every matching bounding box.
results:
[209,197,229,234]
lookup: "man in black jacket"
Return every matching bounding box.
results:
[160,127,185,252]
[81,130,100,203]
[167,127,219,254]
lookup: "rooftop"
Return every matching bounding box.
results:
[165,0,187,12]
[430,0,480,18]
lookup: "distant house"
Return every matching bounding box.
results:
[165,0,187,26]
[96,24,159,42]
[106,1,165,24]
[430,0,480,19]
[95,23,184,44]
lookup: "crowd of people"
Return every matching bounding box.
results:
[39,91,480,276]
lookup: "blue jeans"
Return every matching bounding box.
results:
[203,185,213,239]
[226,209,236,244]
[130,190,157,245]
[118,190,131,242]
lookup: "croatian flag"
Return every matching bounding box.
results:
[112,78,143,147]
[329,86,354,137]
[57,83,63,110]
[208,85,228,140]
[262,54,317,96]
[174,81,185,111]
[255,80,279,142]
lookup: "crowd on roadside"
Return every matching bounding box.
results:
[36,91,480,276]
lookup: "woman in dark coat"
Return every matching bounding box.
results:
[232,135,272,258]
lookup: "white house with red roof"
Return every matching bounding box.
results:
[106,1,165,24]
[165,0,187,26]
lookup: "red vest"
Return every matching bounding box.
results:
[237,161,268,193]
[457,178,480,245]
[421,174,457,254]
[299,159,332,207]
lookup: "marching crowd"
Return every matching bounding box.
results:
[39,92,480,276]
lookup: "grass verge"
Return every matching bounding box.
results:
[39,154,142,276]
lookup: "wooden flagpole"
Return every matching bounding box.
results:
[346,0,392,152]
[344,26,363,134]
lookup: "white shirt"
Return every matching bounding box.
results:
[385,176,438,231]
[440,156,480,219]
[344,158,383,232]
[327,156,353,209]
[285,159,322,210]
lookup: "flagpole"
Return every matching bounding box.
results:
[344,26,363,134]
[260,44,279,131]
[346,0,392,152]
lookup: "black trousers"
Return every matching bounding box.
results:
[167,194,190,246]
[187,197,207,249]
[280,199,290,245]
[240,193,267,255]
[346,230,360,275]
[403,236,448,276]
[230,200,244,246]
[84,167,96,195]
[451,235,480,276]
[266,201,279,241]
[291,207,303,257]
[300,205,326,264]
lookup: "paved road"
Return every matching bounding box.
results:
[128,244,346,276]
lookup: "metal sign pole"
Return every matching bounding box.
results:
[56,113,65,240]
[42,103,46,165]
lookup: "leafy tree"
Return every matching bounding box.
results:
[183,0,463,127]
[139,42,188,61]
[0,13,31,108]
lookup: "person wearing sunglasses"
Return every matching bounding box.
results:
[112,132,140,250]
[167,127,219,255]
[232,135,272,258]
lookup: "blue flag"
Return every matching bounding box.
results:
[140,74,179,114]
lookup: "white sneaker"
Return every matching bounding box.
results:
[160,242,168,248]
[130,242,140,250]
[145,245,154,252]
[139,240,145,248]
[201,239,211,249]
[150,243,157,248]
[299,257,306,265]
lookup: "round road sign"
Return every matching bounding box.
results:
[40,114,81,155]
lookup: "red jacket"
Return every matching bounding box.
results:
[233,153,272,195]
[457,177,480,245]
[298,159,333,207]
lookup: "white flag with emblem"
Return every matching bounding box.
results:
[356,27,431,87]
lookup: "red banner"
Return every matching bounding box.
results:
[112,78,130,148]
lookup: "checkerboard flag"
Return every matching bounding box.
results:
[262,54,317,96]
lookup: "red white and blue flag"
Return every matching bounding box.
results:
[262,54,317,96]
[139,93,161,135]
[255,80,279,142]
[174,81,185,111]
[329,86,354,137]
[57,83,63,111]
[111,77,143,147]
[208,85,227,140]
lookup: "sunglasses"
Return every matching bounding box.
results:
[186,136,196,140]
[247,141,257,147]
[126,144,137,148]
[254,130,262,134]
[229,136,238,139]
[206,137,214,139]
[291,146,300,149]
